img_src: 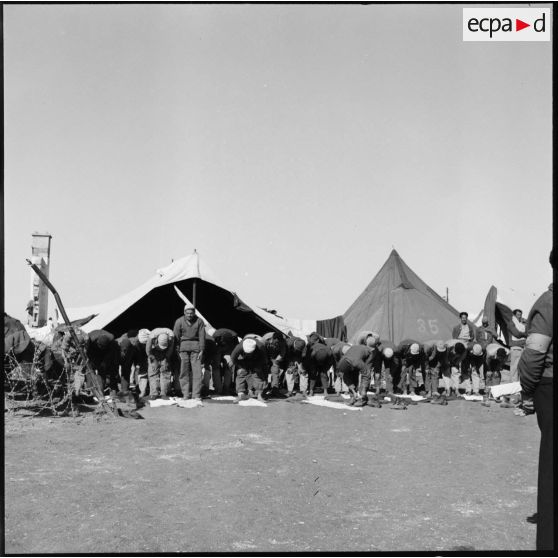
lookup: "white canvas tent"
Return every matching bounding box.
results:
[65,252,318,339]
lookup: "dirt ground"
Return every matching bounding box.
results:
[4,395,539,554]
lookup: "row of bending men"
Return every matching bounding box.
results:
[78,308,510,407]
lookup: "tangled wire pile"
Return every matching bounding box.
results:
[4,340,86,417]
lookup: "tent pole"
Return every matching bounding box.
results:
[193,278,197,307]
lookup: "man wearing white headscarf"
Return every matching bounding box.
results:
[145,327,175,399]
[230,335,268,402]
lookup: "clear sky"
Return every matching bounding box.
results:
[3,3,553,325]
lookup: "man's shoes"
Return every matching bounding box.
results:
[353,398,367,407]
[233,393,246,404]
[160,395,170,400]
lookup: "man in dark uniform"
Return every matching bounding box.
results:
[212,328,238,394]
[262,331,288,397]
[284,336,306,396]
[337,343,375,406]
[302,335,334,397]
[518,250,554,551]
[330,341,351,394]
[86,329,120,398]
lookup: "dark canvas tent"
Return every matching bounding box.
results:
[343,249,463,344]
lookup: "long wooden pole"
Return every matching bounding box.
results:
[26,259,117,415]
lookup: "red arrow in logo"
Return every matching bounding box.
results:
[516,19,530,31]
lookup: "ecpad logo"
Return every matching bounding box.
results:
[463,8,550,41]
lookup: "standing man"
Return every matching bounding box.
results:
[173,304,206,401]
[452,312,475,343]
[146,327,175,400]
[508,309,527,383]
[231,336,268,402]
[518,250,554,551]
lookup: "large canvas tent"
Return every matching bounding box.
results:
[65,252,343,339]
[343,249,463,345]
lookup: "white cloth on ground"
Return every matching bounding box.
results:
[238,398,267,407]
[489,381,521,399]
[302,397,362,411]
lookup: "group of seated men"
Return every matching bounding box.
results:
[65,304,513,408]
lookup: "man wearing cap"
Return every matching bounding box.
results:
[284,336,306,396]
[86,329,120,399]
[145,327,175,399]
[262,331,288,397]
[452,312,475,343]
[396,340,424,395]
[231,335,268,402]
[464,343,484,396]
[423,340,446,398]
[337,343,375,406]
[476,317,496,347]
[517,250,553,551]
[173,305,206,401]
[378,341,400,395]
[508,309,527,383]
[481,342,509,405]
[134,328,151,398]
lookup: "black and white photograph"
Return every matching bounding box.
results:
[2,1,554,554]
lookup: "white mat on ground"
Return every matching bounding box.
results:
[490,381,521,399]
[238,398,267,407]
[211,396,236,401]
[302,396,362,411]
[462,394,484,401]
[148,398,178,407]
[176,398,204,408]
[390,393,426,401]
